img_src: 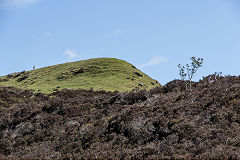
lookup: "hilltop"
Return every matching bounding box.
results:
[0,58,160,93]
[0,74,240,159]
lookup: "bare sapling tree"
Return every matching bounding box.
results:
[178,57,203,92]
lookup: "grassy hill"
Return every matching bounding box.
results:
[0,58,160,93]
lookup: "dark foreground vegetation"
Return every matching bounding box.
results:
[0,74,240,159]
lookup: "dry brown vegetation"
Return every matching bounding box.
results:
[0,74,240,159]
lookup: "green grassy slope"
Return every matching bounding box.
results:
[0,58,161,93]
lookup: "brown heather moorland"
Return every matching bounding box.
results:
[0,74,240,159]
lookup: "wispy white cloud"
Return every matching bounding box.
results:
[37,32,53,40]
[0,0,40,7]
[64,49,80,61]
[106,29,125,38]
[141,56,168,68]
[44,32,52,37]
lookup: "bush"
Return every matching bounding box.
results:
[178,57,203,92]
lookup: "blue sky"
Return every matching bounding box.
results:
[0,0,240,85]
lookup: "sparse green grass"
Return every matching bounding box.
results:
[0,58,161,93]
